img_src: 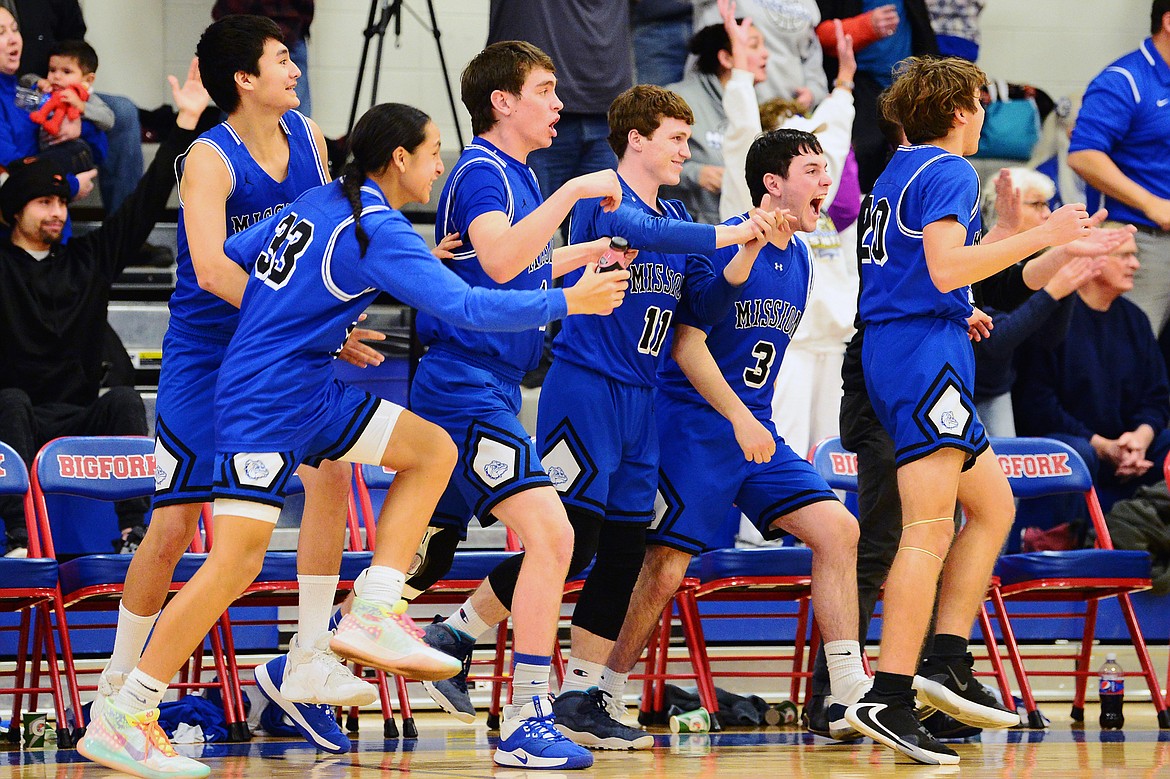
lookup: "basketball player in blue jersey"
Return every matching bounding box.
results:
[592,128,870,742]
[411,84,777,747]
[91,16,377,754]
[842,57,1092,765]
[405,41,638,770]
[77,101,627,779]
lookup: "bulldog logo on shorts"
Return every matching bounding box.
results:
[244,459,270,480]
[940,411,958,430]
[540,437,584,494]
[231,452,285,489]
[925,384,971,438]
[472,436,519,489]
[483,460,508,481]
[547,466,568,486]
[152,437,180,491]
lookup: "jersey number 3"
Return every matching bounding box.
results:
[256,212,314,290]
[742,339,777,389]
[858,196,891,267]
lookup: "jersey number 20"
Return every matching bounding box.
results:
[858,196,891,267]
[256,212,314,290]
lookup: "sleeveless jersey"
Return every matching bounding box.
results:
[416,138,553,379]
[170,110,328,341]
[215,179,566,452]
[857,144,982,326]
[658,214,814,423]
[553,175,722,387]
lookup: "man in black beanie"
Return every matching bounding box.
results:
[0,62,209,557]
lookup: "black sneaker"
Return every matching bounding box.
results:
[802,694,830,737]
[114,524,147,554]
[553,689,654,750]
[914,654,1019,729]
[845,691,960,765]
[920,709,983,740]
[420,621,476,723]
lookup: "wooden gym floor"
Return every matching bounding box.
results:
[3,705,1168,779]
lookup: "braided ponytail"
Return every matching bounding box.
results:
[343,103,432,259]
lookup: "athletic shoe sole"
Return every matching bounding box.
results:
[913,675,1020,729]
[492,746,594,769]
[421,678,477,723]
[845,702,960,766]
[281,674,378,708]
[555,723,654,750]
[329,633,461,682]
[826,702,864,742]
[77,735,211,779]
[255,660,350,753]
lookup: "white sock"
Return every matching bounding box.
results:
[599,668,629,704]
[296,574,339,647]
[107,603,160,677]
[358,566,405,609]
[443,599,493,642]
[559,656,604,694]
[510,653,551,707]
[824,640,869,703]
[113,668,168,713]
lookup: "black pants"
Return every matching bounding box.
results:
[0,386,149,547]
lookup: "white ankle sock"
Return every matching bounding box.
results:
[443,600,493,642]
[598,668,629,703]
[824,640,869,703]
[113,668,168,713]
[359,566,405,609]
[107,603,160,677]
[296,574,339,646]
[559,656,604,694]
[511,653,551,706]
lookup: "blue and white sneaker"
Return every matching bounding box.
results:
[494,695,593,770]
[255,655,351,754]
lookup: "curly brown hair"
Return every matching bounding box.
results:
[607,85,695,158]
[461,41,555,137]
[879,56,987,145]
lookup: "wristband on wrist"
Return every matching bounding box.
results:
[834,78,854,90]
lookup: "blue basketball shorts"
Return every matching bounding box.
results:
[410,352,552,538]
[152,329,227,508]
[211,381,403,524]
[536,360,657,524]
[862,317,988,468]
[647,393,839,555]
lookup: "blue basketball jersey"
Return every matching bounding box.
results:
[417,138,553,378]
[553,175,725,387]
[857,144,982,326]
[170,110,328,341]
[658,215,814,423]
[214,178,567,452]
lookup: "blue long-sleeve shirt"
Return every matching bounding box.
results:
[0,72,40,166]
[1013,296,1169,441]
[974,290,1073,401]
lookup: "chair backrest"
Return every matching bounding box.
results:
[810,437,859,493]
[988,437,1093,497]
[0,441,30,497]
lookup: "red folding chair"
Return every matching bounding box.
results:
[809,437,1021,719]
[0,440,81,746]
[986,436,1168,728]
[352,462,515,735]
[30,436,246,739]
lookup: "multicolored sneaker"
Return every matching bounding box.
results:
[914,654,1020,729]
[87,669,127,727]
[495,695,593,769]
[76,698,210,779]
[420,621,476,723]
[552,689,654,750]
[329,598,462,681]
[255,654,351,754]
[281,632,377,706]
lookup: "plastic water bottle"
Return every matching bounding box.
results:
[596,236,630,272]
[1098,652,1125,730]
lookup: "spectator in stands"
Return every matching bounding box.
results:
[0,61,209,557]
[27,40,113,175]
[816,1,939,191]
[925,0,984,61]
[1014,227,1170,511]
[1069,2,1170,339]
[487,0,628,200]
[212,1,314,116]
[633,0,693,87]
[695,0,828,107]
[664,14,770,224]
[14,0,143,215]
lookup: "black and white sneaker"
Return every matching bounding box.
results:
[845,692,960,765]
[914,654,1019,729]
